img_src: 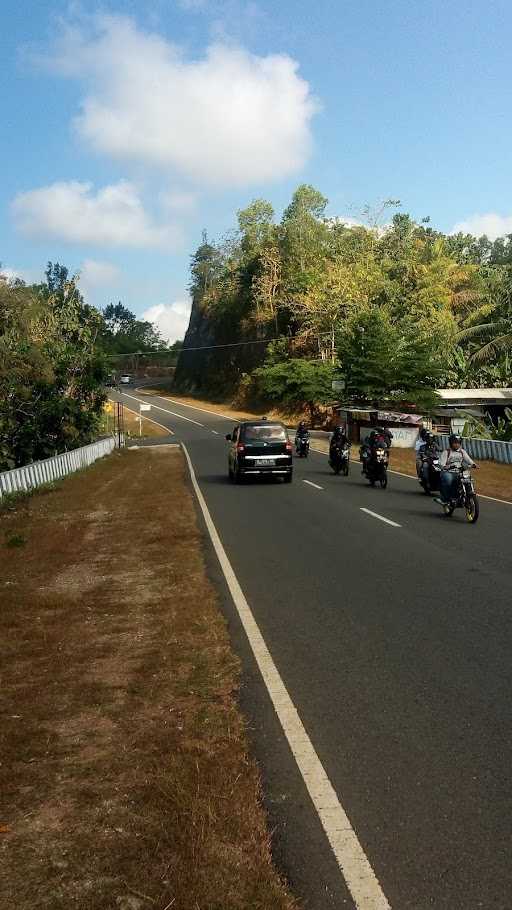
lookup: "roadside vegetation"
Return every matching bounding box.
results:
[0,447,297,910]
[0,264,173,472]
[175,187,512,426]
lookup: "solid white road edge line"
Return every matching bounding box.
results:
[360,508,401,528]
[303,479,324,490]
[181,442,391,910]
[120,393,205,428]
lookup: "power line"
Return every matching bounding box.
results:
[104,331,332,358]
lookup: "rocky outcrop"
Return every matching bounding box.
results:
[174,293,267,394]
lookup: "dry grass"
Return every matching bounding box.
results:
[0,448,297,910]
[122,405,170,438]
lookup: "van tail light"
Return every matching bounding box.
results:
[237,443,245,453]
[285,442,293,452]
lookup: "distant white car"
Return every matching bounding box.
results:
[120,375,131,384]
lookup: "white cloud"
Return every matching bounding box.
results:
[451,213,512,241]
[160,189,198,215]
[46,15,317,187]
[142,300,191,344]
[80,258,120,287]
[79,258,120,289]
[11,180,182,250]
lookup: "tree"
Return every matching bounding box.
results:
[103,302,136,335]
[0,264,108,470]
[253,357,335,423]
[281,185,330,291]
[101,302,166,355]
[338,309,443,410]
[237,199,275,257]
[456,266,512,365]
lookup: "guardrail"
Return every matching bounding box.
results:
[436,435,512,464]
[0,437,116,498]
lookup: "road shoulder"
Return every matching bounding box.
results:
[0,447,297,910]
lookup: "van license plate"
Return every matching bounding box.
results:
[255,458,275,466]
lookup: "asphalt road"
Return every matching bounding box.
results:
[117,388,512,910]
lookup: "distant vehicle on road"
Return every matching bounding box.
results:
[119,375,132,384]
[226,420,293,483]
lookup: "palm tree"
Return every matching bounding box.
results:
[456,266,512,364]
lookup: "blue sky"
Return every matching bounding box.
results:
[1,0,511,341]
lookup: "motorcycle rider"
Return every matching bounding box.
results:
[360,428,383,474]
[415,428,439,483]
[434,434,478,506]
[415,427,428,476]
[295,420,309,452]
[330,424,348,453]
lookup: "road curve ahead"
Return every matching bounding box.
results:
[118,389,512,910]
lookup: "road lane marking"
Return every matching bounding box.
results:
[309,447,512,507]
[182,442,391,910]
[360,508,401,528]
[128,403,512,509]
[120,393,205,427]
[303,479,323,490]
[163,397,233,421]
[211,430,219,435]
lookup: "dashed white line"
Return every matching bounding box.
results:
[181,442,391,910]
[303,479,323,490]
[360,507,401,528]
[211,429,220,435]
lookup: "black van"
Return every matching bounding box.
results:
[226,421,293,483]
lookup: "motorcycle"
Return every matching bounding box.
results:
[295,434,310,458]
[329,442,350,476]
[441,467,479,524]
[364,446,389,488]
[418,447,441,495]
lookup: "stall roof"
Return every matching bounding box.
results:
[436,388,512,404]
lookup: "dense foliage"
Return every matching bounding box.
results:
[101,302,166,355]
[0,263,108,470]
[177,187,512,409]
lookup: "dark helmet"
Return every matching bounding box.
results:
[449,433,462,446]
[419,427,428,440]
[299,420,306,429]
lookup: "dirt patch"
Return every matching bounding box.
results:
[0,448,297,910]
[121,405,170,439]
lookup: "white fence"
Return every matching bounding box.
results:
[437,434,512,465]
[0,436,116,498]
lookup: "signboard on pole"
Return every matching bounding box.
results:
[138,402,151,436]
[331,379,346,392]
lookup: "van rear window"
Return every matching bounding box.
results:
[243,425,287,442]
